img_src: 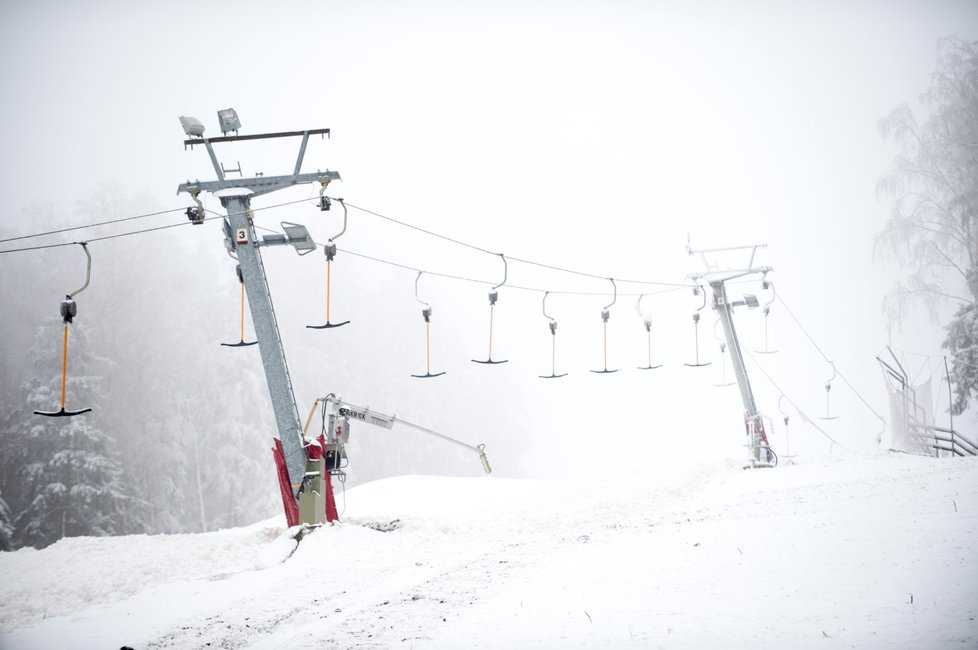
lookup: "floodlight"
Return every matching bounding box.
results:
[281,221,316,255]
[179,116,205,137]
[217,108,241,135]
[743,294,760,309]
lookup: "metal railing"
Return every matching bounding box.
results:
[910,425,978,457]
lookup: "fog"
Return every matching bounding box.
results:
[2,1,976,534]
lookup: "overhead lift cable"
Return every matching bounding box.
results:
[0,206,188,245]
[332,199,691,290]
[775,292,886,436]
[743,347,849,453]
[250,222,693,299]
[0,214,224,256]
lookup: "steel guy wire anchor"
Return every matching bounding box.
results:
[539,291,567,379]
[591,278,619,374]
[473,253,508,365]
[34,242,93,418]
[635,294,662,370]
[221,264,258,347]
[307,197,350,329]
[684,284,711,368]
[412,271,445,378]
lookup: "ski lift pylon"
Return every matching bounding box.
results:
[684,285,712,368]
[472,253,508,365]
[307,197,350,329]
[539,291,567,379]
[222,264,258,347]
[411,271,446,378]
[34,242,93,418]
[591,278,619,374]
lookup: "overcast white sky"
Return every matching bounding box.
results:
[2,0,977,456]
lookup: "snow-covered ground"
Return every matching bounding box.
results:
[1,453,976,649]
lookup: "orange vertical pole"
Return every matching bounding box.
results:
[552,334,556,376]
[603,322,608,371]
[240,283,246,341]
[488,304,495,359]
[326,259,332,323]
[60,323,69,410]
[647,328,652,367]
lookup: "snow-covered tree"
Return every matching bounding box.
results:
[877,36,978,414]
[8,318,128,549]
[0,491,13,551]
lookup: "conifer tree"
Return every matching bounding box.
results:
[0,492,13,551]
[10,318,128,549]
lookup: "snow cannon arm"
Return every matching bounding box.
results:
[323,395,494,475]
[478,444,492,475]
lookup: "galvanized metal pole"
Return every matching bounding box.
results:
[222,195,306,493]
[711,280,759,419]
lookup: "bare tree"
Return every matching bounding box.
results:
[877,36,978,414]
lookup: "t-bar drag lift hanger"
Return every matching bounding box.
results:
[756,274,778,354]
[178,109,341,527]
[714,340,736,387]
[818,362,840,421]
[591,278,619,374]
[778,395,797,463]
[34,242,93,418]
[688,241,774,468]
[684,285,711,368]
[221,264,258,347]
[412,272,446,378]
[472,254,509,365]
[307,194,351,329]
[636,294,663,370]
[540,291,568,378]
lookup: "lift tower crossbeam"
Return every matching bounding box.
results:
[177,120,340,519]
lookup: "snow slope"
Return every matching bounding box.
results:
[1,453,976,649]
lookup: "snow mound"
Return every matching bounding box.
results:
[1,454,976,649]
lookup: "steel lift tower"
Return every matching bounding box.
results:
[177,110,341,525]
[689,242,776,468]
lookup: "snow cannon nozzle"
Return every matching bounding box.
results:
[478,444,492,475]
